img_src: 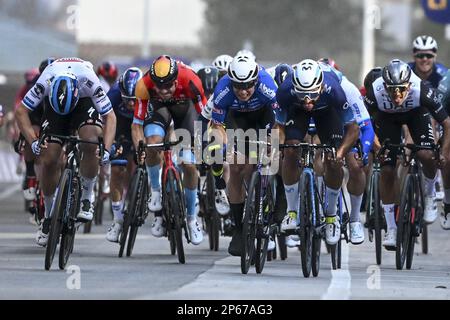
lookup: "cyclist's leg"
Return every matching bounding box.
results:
[408,108,438,223]
[346,151,366,244]
[73,99,103,221]
[281,108,309,231]
[377,112,402,246]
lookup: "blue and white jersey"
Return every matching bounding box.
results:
[22,57,112,116]
[319,62,370,126]
[408,61,448,89]
[211,69,280,124]
[438,70,450,111]
[276,69,355,126]
[107,82,134,119]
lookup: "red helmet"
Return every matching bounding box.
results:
[97,61,118,82]
[25,68,40,85]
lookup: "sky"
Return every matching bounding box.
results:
[77,0,206,46]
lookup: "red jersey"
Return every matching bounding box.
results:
[134,61,207,122]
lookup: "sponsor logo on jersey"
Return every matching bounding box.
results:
[258,82,276,98]
[212,107,224,115]
[86,80,94,89]
[323,83,332,94]
[94,86,106,99]
[214,86,230,105]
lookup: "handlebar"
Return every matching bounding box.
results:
[377,139,440,166]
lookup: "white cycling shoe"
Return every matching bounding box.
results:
[106,221,123,243]
[77,199,94,221]
[281,211,297,232]
[148,190,162,212]
[325,215,340,245]
[423,196,437,224]
[188,217,203,245]
[349,221,365,245]
[151,216,166,238]
[215,189,230,215]
[383,228,397,247]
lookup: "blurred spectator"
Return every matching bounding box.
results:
[0,104,4,127]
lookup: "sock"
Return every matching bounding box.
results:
[146,164,161,191]
[230,203,244,229]
[80,176,96,202]
[111,200,124,222]
[212,164,226,189]
[325,186,340,217]
[44,193,55,218]
[382,203,396,230]
[25,160,35,177]
[350,193,363,223]
[317,176,324,193]
[445,189,450,204]
[185,188,197,217]
[284,183,299,213]
[423,174,437,197]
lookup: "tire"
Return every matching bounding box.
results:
[206,171,220,251]
[311,234,321,277]
[421,224,428,254]
[59,176,80,270]
[167,170,186,264]
[118,169,140,258]
[127,169,148,257]
[299,172,313,278]
[329,244,337,270]
[45,169,70,270]
[277,235,287,260]
[241,171,260,274]
[396,174,414,270]
[372,171,382,265]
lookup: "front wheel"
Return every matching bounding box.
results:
[396,174,415,270]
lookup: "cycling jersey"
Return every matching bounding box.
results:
[107,82,134,119]
[438,70,450,111]
[408,61,448,89]
[211,69,280,125]
[365,72,447,123]
[21,57,112,116]
[276,69,355,125]
[133,61,207,125]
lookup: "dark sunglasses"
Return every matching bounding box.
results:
[155,81,175,90]
[294,90,321,102]
[414,53,436,60]
[385,84,409,94]
[231,80,257,90]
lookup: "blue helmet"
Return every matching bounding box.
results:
[49,73,80,115]
[273,63,292,87]
[119,67,143,99]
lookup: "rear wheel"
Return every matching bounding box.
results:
[299,172,313,278]
[371,171,382,265]
[241,172,260,274]
[421,224,428,254]
[45,169,70,270]
[167,170,186,264]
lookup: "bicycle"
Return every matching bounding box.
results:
[280,142,335,277]
[146,138,190,264]
[43,133,105,270]
[241,140,278,274]
[118,140,149,258]
[379,141,440,270]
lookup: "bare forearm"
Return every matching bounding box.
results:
[132,123,144,149]
[102,112,116,150]
[338,123,360,157]
[15,104,37,144]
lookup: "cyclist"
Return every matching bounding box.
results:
[212,54,233,78]
[318,58,375,245]
[15,57,117,246]
[276,59,360,246]
[106,67,143,242]
[437,70,450,229]
[208,53,280,256]
[97,61,119,93]
[132,55,207,245]
[364,59,450,247]
[0,104,4,127]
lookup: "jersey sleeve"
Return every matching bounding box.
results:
[363,84,379,117]
[85,69,112,115]
[332,84,355,125]
[21,73,50,111]
[211,83,231,125]
[186,69,207,114]
[133,78,150,125]
[107,83,123,110]
[420,82,448,124]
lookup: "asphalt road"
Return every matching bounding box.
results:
[1,182,450,300]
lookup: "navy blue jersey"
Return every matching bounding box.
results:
[211,69,280,124]
[276,69,355,125]
[107,82,134,119]
[408,61,448,89]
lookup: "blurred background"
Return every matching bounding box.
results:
[0,0,449,140]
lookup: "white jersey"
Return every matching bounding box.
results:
[22,57,112,116]
[201,95,214,120]
[371,72,421,113]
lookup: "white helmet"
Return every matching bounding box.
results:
[236,49,256,61]
[228,54,259,83]
[212,54,233,72]
[413,35,438,52]
[292,59,323,92]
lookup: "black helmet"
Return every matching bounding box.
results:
[382,59,411,86]
[364,67,383,91]
[197,66,219,97]
[39,57,56,73]
[150,55,178,86]
[273,63,292,87]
